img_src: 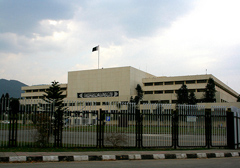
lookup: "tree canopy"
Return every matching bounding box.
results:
[41,81,66,147]
[134,84,143,105]
[188,91,197,105]
[177,84,189,104]
[203,78,216,102]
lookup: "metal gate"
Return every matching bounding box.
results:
[0,99,236,149]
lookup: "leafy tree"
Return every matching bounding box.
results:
[177,84,189,104]
[203,78,216,102]
[41,81,66,147]
[9,98,20,114]
[133,84,143,105]
[0,94,4,114]
[188,92,197,105]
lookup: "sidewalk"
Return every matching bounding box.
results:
[0,149,240,162]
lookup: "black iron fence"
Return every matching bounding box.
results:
[0,99,240,149]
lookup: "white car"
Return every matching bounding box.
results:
[1,120,10,124]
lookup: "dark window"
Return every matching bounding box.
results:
[155,82,163,85]
[172,100,178,103]
[60,87,67,90]
[26,90,32,93]
[121,101,128,105]
[197,89,205,92]
[145,91,153,94]
[189,89,196,92]
[39,89,45,92]
[150,100,159,104]
[102,102,109,105]
[165,82,174,85]
[161,100,170,104]
[155,90,163,94]
[86,102,92,106]
[140,101,148,104]
[144,83,153,86]
[69,103,75,106]
[175,81,184,85]
[197,80,207,83]
[186,80,195,84]
[33,89,38,92]
[165,90,174,94]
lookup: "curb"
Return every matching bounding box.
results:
[0,152,239,163]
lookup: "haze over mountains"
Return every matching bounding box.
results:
[0,79,27,98]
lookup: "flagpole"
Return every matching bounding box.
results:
[98,45,100,69]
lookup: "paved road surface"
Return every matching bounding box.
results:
[0,157,239,168]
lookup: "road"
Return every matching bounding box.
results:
[0,158,239,168]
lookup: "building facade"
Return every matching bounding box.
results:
[21,66,239,108]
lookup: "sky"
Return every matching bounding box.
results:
[0,0,240,94]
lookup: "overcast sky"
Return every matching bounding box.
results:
[0,0,240,93]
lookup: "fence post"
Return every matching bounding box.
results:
[172,109,178,149]
[97,109,104,148]
[8,99,19,147]
[135,109,142,148]
[205,108,211,149]
[227,109,235,149]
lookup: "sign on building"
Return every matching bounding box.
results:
[77,91,119,98]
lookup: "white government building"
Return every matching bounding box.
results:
[21,66,240,109]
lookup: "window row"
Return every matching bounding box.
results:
[25,87,67,93]
[144,89,205,95]
[144,79,207,86]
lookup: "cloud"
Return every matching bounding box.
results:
[0,0,75,36]
[0,0,239,94]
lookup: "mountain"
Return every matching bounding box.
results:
[0,79,28,98]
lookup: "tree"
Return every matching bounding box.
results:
[203,78,216,102]
[41,81,66,147]
[188,92,197,105]
[133,84,143,105]
[177,84,189,104]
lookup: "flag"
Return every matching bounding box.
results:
[92,46,99,52]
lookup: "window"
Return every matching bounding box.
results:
[85,102,92,106]
[95,102,101,106]
[39,89,45,92]
[144,83,153,86]
[111,101,118,105]
[186,80,195,84]
[154,82,163,85]
[77,102,84,106]
[69,103,75,106]
[121,101,128,105]
[144,91,153,94]
[33,89,38,92]
[161,100,169,104]
[26,90,32,93]
[172,100,178,104]
[165,81,174,85]
[102,102,109,105]
[175,81,184,85]
[197,89,205,92]
[60,87,67,91]
[150,100,159,104]
[165,90,174,94]
[189,89,196,92]
[155,90,163,94]
[197,80,207,83]
[140,101,148,104]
